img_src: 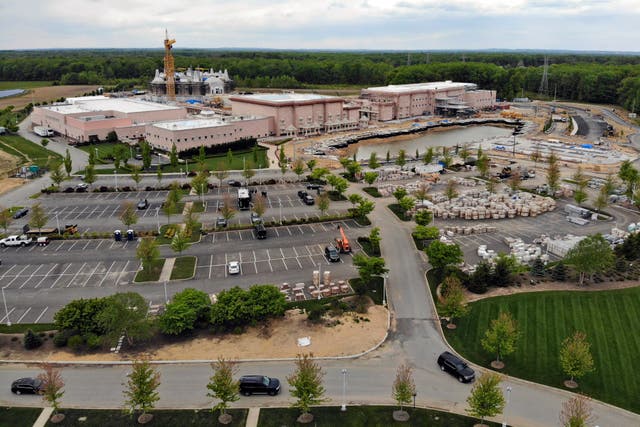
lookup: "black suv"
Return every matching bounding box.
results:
[216,217,228,228]
[297,190,308,199]
[325,245,340,262]
[239,375,281,396]
[12,208,29,219]
[437,351,475,383]
[11,377,42,394]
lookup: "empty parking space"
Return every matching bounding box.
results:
[208,219,358,243]
[0,260,139,290]
[2,239,139,254]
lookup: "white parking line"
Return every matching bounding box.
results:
[273,227,280,237]
[238,230,243,241]
[49,264,71,288]
[73,206,89,220]
[115,260,130,286]
[17,307,32,323]
[208,254,214,279]
[267,249,273,272]
[286,226,292,236]
[34,307,49,323]
[82,240,92,250]
[34,265,57,289]
[99,261,116,287]
[0,308,15,324]
[53,241,65,251]
[95,239,104,250]
[20,265,43,289]
[67,241,78,252]
[83,263,102,287]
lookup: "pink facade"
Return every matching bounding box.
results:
[146,116,271,152]
[230,94,358,136]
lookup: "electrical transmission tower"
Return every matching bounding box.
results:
[538,56,549,96]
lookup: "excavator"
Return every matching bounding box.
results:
[335,225,351,253]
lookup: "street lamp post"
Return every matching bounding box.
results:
[502,386,512,427]
[55,213,61,236]
[113,170,118,191]
[382,273,388,307]
[412,391,417,409]
[163,281,169,304]
[95,147,98,162]
[155,207,160,233]
[340,369,347,411]
[279,200,282,225]
[2,286,11,326]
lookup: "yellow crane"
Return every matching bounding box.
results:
[163,30,176,101]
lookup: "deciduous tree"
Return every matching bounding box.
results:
[559,395,595,427]
[207,357,240,423]
[466,373,505,426]
[564,234,614,285]
[287,353,327,420]
[425,241,463,270]
[369,152,380,169]
[560,331,595,387]
[363,171,378,186]
[171,230,190,255]
[438,276,469,328]
[38,363,65,415]
[123,359,161,421]
[50,164,66,188]
[0,206,13,233]
[317,193,330,217]
[136,237,159,271]
[220,193,237,221]
[97,292,152,346]
[119,201,138,229]
[392,364,416,414]
[29,202,48,234]
[481,311,519,368]
[352,253,388,284]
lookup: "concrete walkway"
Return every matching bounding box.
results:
[245,407,260,427]
[158,257,176,282]
[32,407,54,427]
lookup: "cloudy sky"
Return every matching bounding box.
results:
[1,0,639,51]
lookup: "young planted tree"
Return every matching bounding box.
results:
[413,182,429,205]
[438,276,469,329]
[386,150,390,163]
[466,373,505,427]
[136,237,160,271]
[119,201,138,229]
[252,194,267,218]
[287,353,327,423]
[445,179,458,201]
[279,146,287,176]
[392,187,407,203]
[564,234,614,285]
[391,364,416,421]
[305,159,316,172]
[213,165,229,189]
[354,199,375,219]
[559,395,595,427]
[414,209,432,226]
[399,195,415,217]
[481,311,519,369]
[425,241,463,271]
[423,147,434,165]
[156,167,163,187]
[352,253,388,284]
[242,160,256,184]
[348,193,363,208]
[508,171,521,192]
[38,363,65,420]
[88,145,96,166]
[29,203,48,235]
[363,171,379,186]
[64,149,72,177]
[369,152,380,169]
[560,331,595,388]
[130,166,142,190]
[530,145,542,171]
[368,227,381,255]
[123,359,161,423]
[227,148,234,166]
[292,158,305,178]
[162,199,177,225]
[207,357,240,424]
[618,159,639,198]
[0,206,12,233]
[50,164,66,189]
[171,230,191,255]
[396,149,407,168]
[547,151,561,193]
[140,140,152,169]
[572,166,588,205]
[170,143,179,168]
[339,156,351,172]
[485,176,499,194]
[83,164,97,187]
[317,193,330,217]
[220,193,237,221]
[594,186,608,212]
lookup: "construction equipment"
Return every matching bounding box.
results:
[163,29,176,101]
[334,225,351,253]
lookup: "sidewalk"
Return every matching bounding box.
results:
[158,258,176,282]
[245,407,260,427]
[32,407,53,427]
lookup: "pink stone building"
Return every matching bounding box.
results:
[230,93,360,137]
[31,96,187,143]
[360,81,496,120]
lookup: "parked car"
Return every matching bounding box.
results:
[12,208,28,219]
[227,261,240,275]
[437,351,475,383]
[0,235,32,247]
[76,183,88,192]
[297,190,308,199]
[11,377,42,395]
[137,199,149,210]
[303,195,315,205]
[227,180,242,187]
[324,245,340,262]
[250,212,263,225]
[134,153,143,160]
[216,217,228,228]
[254,223,267,239]
[306,184,322,190]
[239,375,281,396]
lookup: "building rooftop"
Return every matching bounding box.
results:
[232,93,340,103]
[364,81,477,93]
[43,96,183,115]
[151,115,261,131]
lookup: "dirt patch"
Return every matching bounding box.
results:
[0,85,99,110]
[0,306,388,362]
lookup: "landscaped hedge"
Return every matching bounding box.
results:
[362,186,382,197]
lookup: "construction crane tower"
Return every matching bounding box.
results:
[163,30,176,101]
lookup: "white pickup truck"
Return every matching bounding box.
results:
[0,234,33,247]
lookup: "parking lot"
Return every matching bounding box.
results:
[443,201,614,264]
[1,238,138,254]
[210,219,359,242]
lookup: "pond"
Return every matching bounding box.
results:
[347,126,513,161]
[0,89,25,99]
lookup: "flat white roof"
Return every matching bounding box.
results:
[152,115,261,131]
[364,81,477,93]
[233,93,339,103]
[43,96,182,115]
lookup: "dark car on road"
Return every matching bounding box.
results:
[12,208,29,219]
[239,375,281,396]
[437,351,475,383]
[11,377,42,395]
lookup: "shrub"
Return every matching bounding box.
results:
[84,333,102,350]
[23,329,43,350]
[67,334,84,351]
[53,332,68,347]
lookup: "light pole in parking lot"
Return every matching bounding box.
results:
[279,200,282,225]
[340,368,347,411]
[55,213,61,236]
[163,281,169,304]
[2,286,11,326]
[379,273,388,307]
[155,207,160,233]
[502,386,512,427]
[113,170,118,191]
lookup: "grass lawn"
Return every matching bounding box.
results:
[0,81,53,90]
[170,256,196,280]
[0,323,55,334]
[0,135,63,169]
[77,142,130,162]
[0,406,43,427]
[444,287,640,413]
[257,406,500,427]
[387,203,412,221]
[349,277,384,305]
[357,236,380,256]
[156,223,201,245]
[362,186,382,197]
[44,408,247,426]
[133,259,165,283]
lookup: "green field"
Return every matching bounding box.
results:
[0,134,63,169]
[44,408,247,426]
[444,287,640,413]
[0,406,42,427]
[170,256,197,280]
[0,81,53,90]
[258,406,500,427]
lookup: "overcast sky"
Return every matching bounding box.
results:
[1,0,640,51]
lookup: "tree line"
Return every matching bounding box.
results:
[2,50,640,107]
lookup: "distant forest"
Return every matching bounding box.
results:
[1,49,640,110]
